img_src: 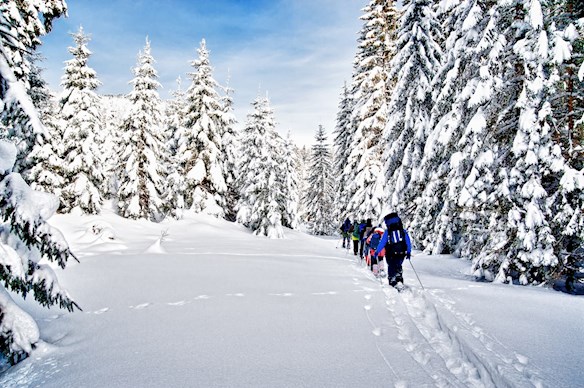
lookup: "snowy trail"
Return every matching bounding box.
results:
[352,260,548,388]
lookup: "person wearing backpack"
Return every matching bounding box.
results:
[359,219,373,258]
[351,220,362,256]
[374,212,412,287]
[366,226,385,276]
[339,217,352,248]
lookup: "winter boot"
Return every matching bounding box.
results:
[396,268,404,284]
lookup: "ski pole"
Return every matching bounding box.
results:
[408,259,425,290]
[335,237,342,249]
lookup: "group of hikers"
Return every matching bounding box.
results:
[340,212,411,289]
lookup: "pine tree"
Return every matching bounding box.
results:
[279,133,299,229]
[0,0,79,366]
[178,39,228,216]
[220,80,240,221]
[59,26,104,214]
[410,0,499,253]
[237,96,285,238]
[547,0,584,169]
[304,125,335,235]
[332,83,355,223]
[166,77,186,159]
[440,1,583,284]
[100,94,132,199]
[116,38,167,221]
[382,0,442,214]
[24,54,66,196]
[164,77,187,219]
[295,145,312,228]
[345,1,400,222]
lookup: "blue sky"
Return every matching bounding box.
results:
[39,0,364,146]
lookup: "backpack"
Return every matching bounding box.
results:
[352,225,360,239]
[369,232,381,250]
[384,213,408,255]
[342,219,351,232]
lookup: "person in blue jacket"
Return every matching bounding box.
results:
[373,212,411,287]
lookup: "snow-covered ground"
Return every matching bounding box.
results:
[2,209,583,387]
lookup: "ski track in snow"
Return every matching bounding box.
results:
[354,263,547,388]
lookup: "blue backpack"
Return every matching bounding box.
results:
[384,213,408,255]
[369,232,381,250]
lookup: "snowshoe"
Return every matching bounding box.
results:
[394,282,406,292]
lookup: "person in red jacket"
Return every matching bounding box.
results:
[366,226,385,276]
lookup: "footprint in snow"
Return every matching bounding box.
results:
[269,293,294,297]
[167,301,187,306]
[372,328,382,336]
[94,308,109,314]
[130,303,151,310]
[312,291,337,296]
[364,294,372,300]
[194,295,210,300]
[42,314,62,322]
[515,353,529,365]
[226,293,245,297]
[364,305,372,311]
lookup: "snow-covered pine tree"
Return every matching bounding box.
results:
[280,133,299,229]
[382,0,442,215]
[536,0,583,282]
[332,82,355,223]
[344,0,400,222]
[547,0,583,168]
[178,39,228,216]
[409,0,499,253]
[166,76,186,158]
[473,0,560,284]
[304,125,335,235]
[164,77,187,219]
[455,1,583,284]
[116,38,167,221]
[0,0,79,366]
[0,28,53,173]
[24,53,66,196]
[236,96,285,238]
[295,145,311,228]
[220,79,239,221]
[100,94,131,199]
[59,26,104,214]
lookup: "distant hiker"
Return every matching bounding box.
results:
[374,212,412,288]
[360,218,372,258]
[351,220,362,256]
[366,226,385,276]
[340,218,352,248]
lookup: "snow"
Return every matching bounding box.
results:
[0,140,17,174]
[1,209,582,387]
[0,288,39,356]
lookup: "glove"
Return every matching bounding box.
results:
[406,253,411,260]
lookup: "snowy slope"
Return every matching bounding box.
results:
[1,209,582,387]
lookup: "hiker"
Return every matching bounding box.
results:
[366,226,385,276]
[339,218,352,248]
[374,212,412,287]
[360,219,373,258]
[351,220,362,256]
